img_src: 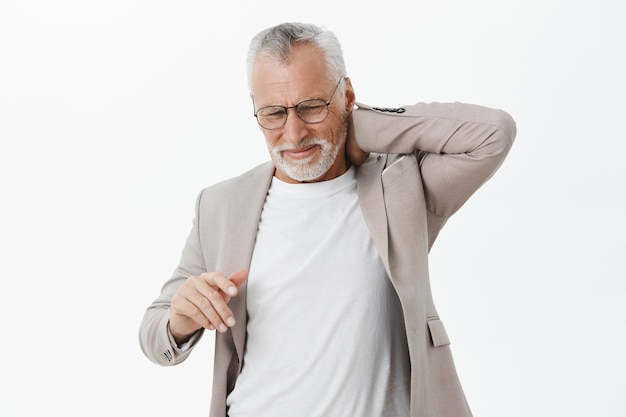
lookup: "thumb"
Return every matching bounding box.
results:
[228,269,249,288]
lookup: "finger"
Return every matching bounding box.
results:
[228,269,249,292]
[203,272,239,298]
[171,290,210,326]
[194,282,237,332]
[169,291,209,337]
[173,281,232,333]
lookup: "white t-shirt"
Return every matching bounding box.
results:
[226,167,410,417]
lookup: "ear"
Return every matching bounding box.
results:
[343,77,356,114]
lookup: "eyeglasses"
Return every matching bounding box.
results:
[253,76,345,130]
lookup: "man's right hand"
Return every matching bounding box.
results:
[346,113,370,166]
[169,269,248,344]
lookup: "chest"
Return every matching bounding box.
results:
[247,181,388,317]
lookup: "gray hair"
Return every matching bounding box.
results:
[246,22,347,93]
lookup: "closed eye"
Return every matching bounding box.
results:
[297,100,327,115]
[258,106,287,118]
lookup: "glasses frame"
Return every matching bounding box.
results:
[253,76,346,130]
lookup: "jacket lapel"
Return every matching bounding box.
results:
[225,162,275,366]
[356,155,390,274]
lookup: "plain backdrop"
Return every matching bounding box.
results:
[1,1,624,416]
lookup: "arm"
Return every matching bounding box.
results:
[138,190,247,366]
[351,101,516,218]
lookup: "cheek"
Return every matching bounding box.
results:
[262,130,281,148]
[326,115,349,144]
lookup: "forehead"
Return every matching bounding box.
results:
[251,44,332,106]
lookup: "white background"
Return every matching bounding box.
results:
[1,1,624,416]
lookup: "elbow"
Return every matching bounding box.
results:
[495,109,517,148]
[482,110,516,160]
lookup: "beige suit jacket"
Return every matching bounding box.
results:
[139,101,516,417]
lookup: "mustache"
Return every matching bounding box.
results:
[273,138,327,152]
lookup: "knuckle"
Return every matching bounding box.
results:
[186,274,202,285]
[198,296,213,311]
[206,288,224,303]
[202,271,219,282]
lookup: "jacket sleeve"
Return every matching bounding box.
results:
[352,101,516,218]
[138,190,208,366]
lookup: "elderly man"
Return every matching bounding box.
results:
[139,22,516,417]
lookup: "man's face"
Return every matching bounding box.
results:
[251,44,354,183]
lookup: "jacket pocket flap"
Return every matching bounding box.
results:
[427,319,451,347]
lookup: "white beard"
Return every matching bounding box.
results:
[268,131,345,182]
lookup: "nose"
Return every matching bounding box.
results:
[281,107,309,145]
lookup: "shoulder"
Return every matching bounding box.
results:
[197,161,274,208]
